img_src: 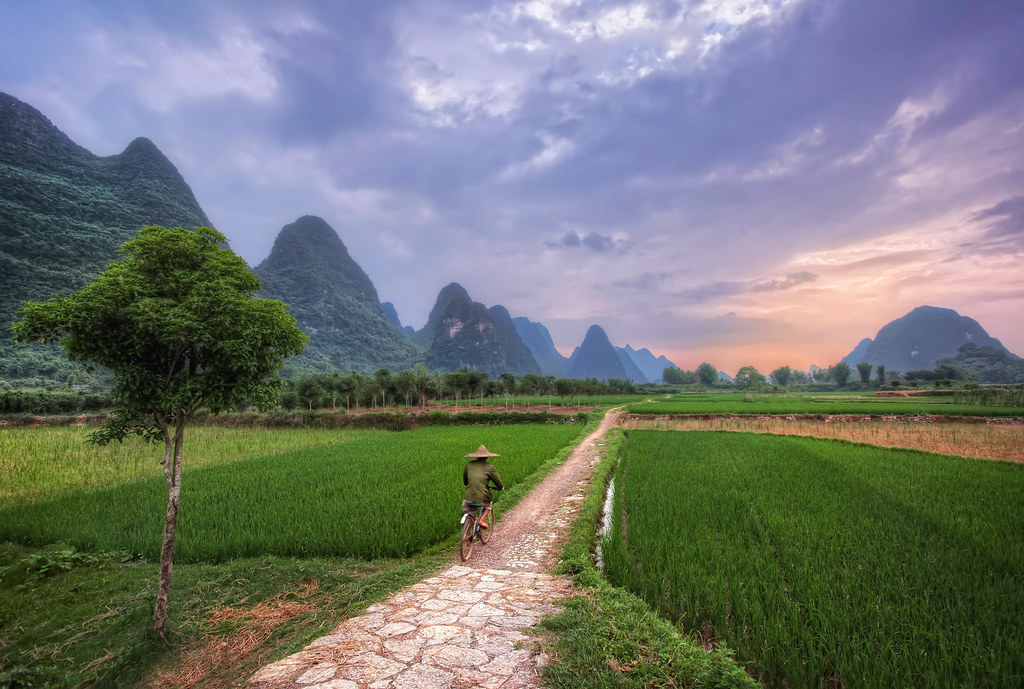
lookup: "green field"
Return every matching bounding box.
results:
[0,425,379,504]
[625,392,1024,416]
[434,393,652,408]
[602,430,1024,688]
[0,425,583,561]
[0,422,589,686]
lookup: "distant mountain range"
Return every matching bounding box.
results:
[253,215,419,375]
[1,92,210,382]
[841,306,1022,381]
[0,91,678,383]
[4,91,1020,385]
[417,282,540,378]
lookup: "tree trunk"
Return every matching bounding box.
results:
[153,416,185,635]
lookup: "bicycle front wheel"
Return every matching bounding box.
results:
[459,513,476,562]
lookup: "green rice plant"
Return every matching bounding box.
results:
[602,430,1024,688]
[0,425,377,504]
[0,425,582,561]
[625,392,1024,416]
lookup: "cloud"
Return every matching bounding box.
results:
[545,230,621,252]
[748,271,818,292]
[4,0,1024,367]
[613,272,670,290]
[672,271,817,303]
[960,196,1024,254]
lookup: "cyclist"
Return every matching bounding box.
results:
[463,445,503,530]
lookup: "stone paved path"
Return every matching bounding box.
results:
[246,411,618,689]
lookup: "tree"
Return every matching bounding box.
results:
[876,364,886,386]
[297,374,324,411]
[520,373,543,400]
[444,369,469,409]
[472,371,490,405]
[542,375,556,409]
[412,364,433,409]
[554,378,572,407]
[663,366,685,385]
[856,362,873,385]
[323,373,342,411]
[831,362,852,388]
[499,373,517,409]
[697,363,718,387]
[12,226,306,634]
[373,369,392,408]
[733,366,765,390]
[394,368,416,407]
[771,366,793,388]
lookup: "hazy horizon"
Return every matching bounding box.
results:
[3,1,1022,376]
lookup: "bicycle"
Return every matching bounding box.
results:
[459,500,497,562]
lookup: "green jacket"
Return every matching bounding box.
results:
[463,459,503,503]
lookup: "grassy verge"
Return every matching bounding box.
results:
[536,427,757,689]
[0,542,449,688]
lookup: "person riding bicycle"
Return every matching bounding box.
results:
[463,445,503,530]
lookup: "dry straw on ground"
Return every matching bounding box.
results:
[620,415,1024,463]
[149,583,321,689]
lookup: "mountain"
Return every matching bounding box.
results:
[618,345,678,383]
[614,348,649,384]
[1,91,211,382]
[512,317,569,376]
[844,338,873,368]
[382,301,415,335]
[842,306,1013,374]
[567,325,629,380]
[936,343,1024,384]
[418,283,541,377]
[254,215,418,374]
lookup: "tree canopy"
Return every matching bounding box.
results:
[14,226,306,425]
[733,366,765,390]
[12,225,307,632]
[697,363,718,387]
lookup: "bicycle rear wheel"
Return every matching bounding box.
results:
[479,504,496,544]
[459,513,476,561]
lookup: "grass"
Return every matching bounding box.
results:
[621,415,1024,462]
[0,541,450,688]
[0,425,370,504]
[536,427,757,689]
[431,394,653,410]
[625,392,1024,416]
[601,430,1024,688]
[0,425,584,561]
[0,420,593,687]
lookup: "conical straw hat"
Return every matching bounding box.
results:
[464,444,500,458]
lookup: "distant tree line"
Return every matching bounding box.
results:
[0,388,113,414]
[661,358,990,392]
[7,354,1017,417]
[278,364,638,412]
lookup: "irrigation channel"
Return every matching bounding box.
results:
[246,410,621,689]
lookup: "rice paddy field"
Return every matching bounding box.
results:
[601,430,1024,688]
[625,392,1024,417]
[0,424,583,561]
[0,425,375,504]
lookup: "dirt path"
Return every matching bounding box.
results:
[246,410,619,689]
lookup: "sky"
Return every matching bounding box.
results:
[2,0,1023,376]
